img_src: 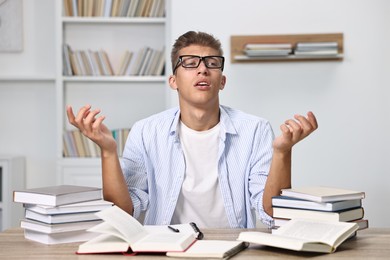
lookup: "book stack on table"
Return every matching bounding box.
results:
[13,185,113,244]
[272,186,368,232]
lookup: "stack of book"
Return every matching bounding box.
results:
[63,0,166,18]
[243,43,293,58]
[293,41,339,57]
[13,185,113,244]
[272,186,368,231]
[63,44,165,77]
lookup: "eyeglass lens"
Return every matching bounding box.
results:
[181,56,224,69]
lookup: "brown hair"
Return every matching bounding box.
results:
[170,31,223,72]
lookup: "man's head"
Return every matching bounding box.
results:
[169,31,226,112]
[171,31,224,73]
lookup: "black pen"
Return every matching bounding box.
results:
[168,225,180,233]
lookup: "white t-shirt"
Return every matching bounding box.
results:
[171,121,229,228]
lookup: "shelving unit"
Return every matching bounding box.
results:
[231,33,344,62]
[0,156,25,231]
[55,1,170,186]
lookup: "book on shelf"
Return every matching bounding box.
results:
[166,240,247,259]
[237,218,359,253]
[62,0,166,18]
[273,207,364,222]
[244,49,292,57]
[295,41,338,50]
[243,43,292,57]
[24,199,113,215]
[24,228,99,245]
[294,41,339,57]
[272,195,362,212]
[13,185,102,206]
[76,205,198,254]
[245,43,293,50]
[117,50,133,76]
[280,186,365,203]
[20,218,103,234]
[98,50,114,76]
[294,49,339,57]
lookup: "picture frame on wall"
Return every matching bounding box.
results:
[0,0,23,52]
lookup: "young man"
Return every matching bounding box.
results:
[67,31,318,228]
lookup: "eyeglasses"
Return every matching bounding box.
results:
[173,55,225,73]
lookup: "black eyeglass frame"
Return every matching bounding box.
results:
[173,55,225,73]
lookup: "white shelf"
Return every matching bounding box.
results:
[0,76,55,82]
[234,54,344,61]
[62,17,166,24]
[63,76,165,83]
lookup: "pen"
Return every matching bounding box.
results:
[168,226,180,233]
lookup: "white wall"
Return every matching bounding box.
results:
[0,0,57,188]
[169,0,390,227]
[0,0,389,227]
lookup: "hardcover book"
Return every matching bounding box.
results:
[13,185,102,206]
[25,209,101,224]
[281,186,365,203]
[272,196,362,212]
[24,199,113,215]
[273,207,364,222]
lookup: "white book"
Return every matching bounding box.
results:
[24,229,99,245]
[296,41,338,50]
[103,0,113,17]
[24,199,113,215]
[126,0,140,17]
[281,186,365,203]
[14,185,102,206]
[25,209,101,224]
[21,218,102,234]
[238,218,359,253]
[245,43,292,50]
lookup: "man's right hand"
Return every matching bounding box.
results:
[66,104,117,154]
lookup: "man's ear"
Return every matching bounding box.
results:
[169,75,178,90]
[220,75,226,90]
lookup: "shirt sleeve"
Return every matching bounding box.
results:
[121,121,149,220]
[248,120,275,228]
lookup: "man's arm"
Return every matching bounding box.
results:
[66,105,134,215]
[263,112,318,216]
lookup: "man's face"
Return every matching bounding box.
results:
[169,45,226,109]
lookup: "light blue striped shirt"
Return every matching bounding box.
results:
[121,105,275,228]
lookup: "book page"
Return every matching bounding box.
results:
[273,219,355,245]
[144,223,197,235]
[96,206,148,245]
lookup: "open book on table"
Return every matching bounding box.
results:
[76,205,198,254]
[237,218,359,253]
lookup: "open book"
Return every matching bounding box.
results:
[76,206,197,254]
[237,218,359,253]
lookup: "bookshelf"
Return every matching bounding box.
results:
[0,156,25,231]
[55,0,170,186]
[231,33,344,62]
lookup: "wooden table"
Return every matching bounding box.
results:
[0,228,389,259]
